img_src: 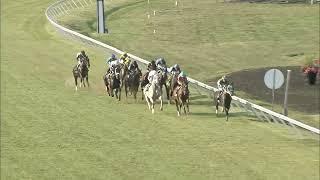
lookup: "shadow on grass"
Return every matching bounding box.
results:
[189,94,209,101]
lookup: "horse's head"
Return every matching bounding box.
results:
[226,84,234,96]
[114,65,121,80]
[180,82,189,96]
[80,57,88,69]
[157,69,167,82]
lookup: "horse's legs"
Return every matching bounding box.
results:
[183,101,187,115]
[151,102,155,114]
[175,99,180,116]
[225,108,229,121]
[141,88,144,100]
[159,96,163,111]
[186,99,190,114]
[215,102,219,115]
[149,98,155,114]
[125,83,128,98]
[111,86,114,97]
[86,76,89,87]
[133,90,137,100]
[74,76,78,91]
[115,88,119,99]
[165,84,170,104]
[145,96,151,110]
[106,86,110,96]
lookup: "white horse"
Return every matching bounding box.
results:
[143,74,163,114]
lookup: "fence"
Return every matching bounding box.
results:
[45,0,319,136]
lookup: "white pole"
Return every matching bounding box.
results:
[283,70,291,116]
[148,0,150,4]
[272,69,276,110]
[153,10,156,16]
[175,0,178,6]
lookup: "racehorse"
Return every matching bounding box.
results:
[119,63,129,99]
[140,71,150,100]
[125,69,142,99]
[157,68,170,103]
[103,65,121,101]
[72,57,89,91]
[167,72,179,99]
[214,86,232,121]
[143,73,163,114]
[172,81,190,116]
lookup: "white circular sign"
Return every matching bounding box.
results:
[264,69,284,89]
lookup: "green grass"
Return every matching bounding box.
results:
[1,0,319,179]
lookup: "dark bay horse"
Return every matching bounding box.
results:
[103,66,121,101]
[125,69,142,99]
[119,63,129,100]
[172,81,190,116]
[214,89,232,121]
[140,71,150,100]
[72,57,89,91]
[157,69,170,103]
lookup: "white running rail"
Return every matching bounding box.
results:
[45,0,319,135]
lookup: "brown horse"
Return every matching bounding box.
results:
[125,69,142,99]
[103,66,121,101]
[157,69,170,103]
[140,71,150,100]
[214,90,232,121]
[72,57,89,91]
[172,82,190,116]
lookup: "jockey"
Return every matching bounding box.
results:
[107,54,117,66]
[76,50,90,69]
[155,57,167,70]
[106,54,119,74]
[120,52,131,67]
[171,71,188,96]
[147,60,157,71]
[177,71,188,86]
[145,70,157,91]
[217,75,230,102]
[167,64,181,75]
[128,61,140,73]
[217,75,229,91]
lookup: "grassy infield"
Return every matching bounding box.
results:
[1,0,319,179]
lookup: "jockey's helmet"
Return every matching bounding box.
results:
[81,50,85,55]
[111,54,116,59]
[76,53,81,58]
